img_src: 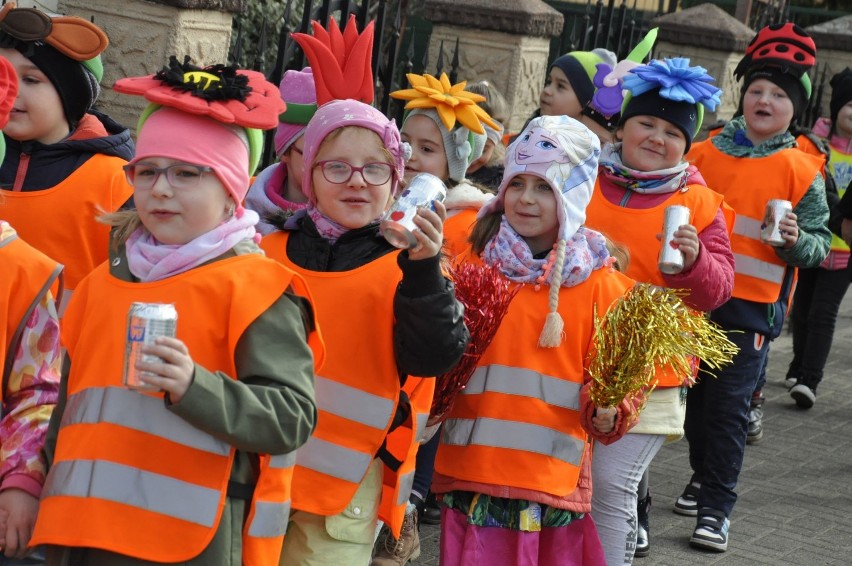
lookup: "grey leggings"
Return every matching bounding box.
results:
[591,434,665,566]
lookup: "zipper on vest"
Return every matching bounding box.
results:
[12,153,30,192]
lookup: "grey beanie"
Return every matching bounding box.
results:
[405,108,485,183]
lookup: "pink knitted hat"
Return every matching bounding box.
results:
[131,107,250,210]
[301,99,405,201]
[274,67,317,156]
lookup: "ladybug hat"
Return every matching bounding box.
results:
[734,23,816,119]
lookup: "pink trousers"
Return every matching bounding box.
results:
[439,506,607,565]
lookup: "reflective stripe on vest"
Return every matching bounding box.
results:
[441,417,585,467]
[246,452,297,538]
[62,387,231,456]
[248,502,291,538]
[733,253,784,284]
[45,459,221,527]
[396,470,416,506]
[296,436,373,483]
[463,365,581,410]
[314,375,396,430]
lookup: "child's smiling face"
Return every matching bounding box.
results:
[311,127,395,229]
[742,78,795,146]
[0,48,70,145]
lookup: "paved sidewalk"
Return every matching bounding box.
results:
[417,291,852,565]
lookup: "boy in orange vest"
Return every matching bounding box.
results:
[680,23,830,552]
[0,3,133,314]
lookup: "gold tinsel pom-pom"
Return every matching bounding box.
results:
[587,284,739,411]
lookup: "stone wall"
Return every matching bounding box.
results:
[424,0,563,134]
[59,0,238,132]
[652,3,755,130]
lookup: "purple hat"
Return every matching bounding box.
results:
[301,99,405,201]
[274,67,318,156]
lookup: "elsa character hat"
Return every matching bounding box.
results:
[480,114,600,242]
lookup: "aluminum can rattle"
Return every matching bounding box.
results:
[123,302,178,391]
[760,199,793,247]
[658,205,691,275]
[381,173,447,249]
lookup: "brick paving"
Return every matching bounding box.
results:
[415,292,852,565]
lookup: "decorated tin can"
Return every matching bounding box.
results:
[123,302,178,391]
[658,205,691,275]
[760,199,793,247]
[381,173,447,249]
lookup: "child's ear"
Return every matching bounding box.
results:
[614,127,624,142]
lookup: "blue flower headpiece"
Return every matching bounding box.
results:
[622,57,722,112]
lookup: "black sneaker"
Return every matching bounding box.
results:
[673,482,700,516]
[420,491,441,526]
[790,383,816,409]
[747,393,765,444]
[635,493,651,557]
[689,508,729,552]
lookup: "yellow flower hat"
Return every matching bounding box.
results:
[391,72,499,135]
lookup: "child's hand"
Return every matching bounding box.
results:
[0,489,37,558]
[592,406,617,434]
[778,211,799,249]
[671,224,700,270]
[408,200,446,261]
[137,337,195,404]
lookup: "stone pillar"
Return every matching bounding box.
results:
[806,16,852,120]
[423,0,563,134]
[58,0,241,131]
[652,3,755,130]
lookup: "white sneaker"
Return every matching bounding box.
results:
[785,377,797,389]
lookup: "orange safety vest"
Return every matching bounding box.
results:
[436,259,633,496]
[261,231,433,537]
[688,141,821,303]
[0,233,62,393]
[585,181,734,388]
[443,208,478,259]
[0,155,133,297]
[31,255,322,565]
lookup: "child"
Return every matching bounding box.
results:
[392,72,499,258]
[0,3,133,313]
[465,79,508,191]
[29,57,322,565]
[583,58,735,565]
[262,99,468,565]
[432,115,636,564]
[0,54,61,562]
[681,23,830,551]
[529,29,657,144]
[785,67,852,407]
[245,67,317,234]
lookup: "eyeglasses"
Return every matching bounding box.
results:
[314,160,393,186]
[123,163,213,190]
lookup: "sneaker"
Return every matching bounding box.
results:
[420,492,441,526]
[790,383,816,409]
[689,508,730,552]
[673,482,700,516]
[635,493,651,557]
[371,508,421,565]
[785,376,798,389]
[747,393,765,444]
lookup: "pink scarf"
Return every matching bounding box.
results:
[126,210,260,282]
[482,216,611,287]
